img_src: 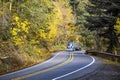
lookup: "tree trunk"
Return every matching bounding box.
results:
[9,3,12,12]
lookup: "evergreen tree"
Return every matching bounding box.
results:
[87,0,120,53]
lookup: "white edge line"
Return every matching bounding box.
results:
[0,52,62,77]
[52,56,95,80]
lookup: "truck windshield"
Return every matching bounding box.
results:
[67,42,73,48]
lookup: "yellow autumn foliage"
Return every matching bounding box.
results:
[114,18,120,34]
[14,16,19,22]
[11,28,18,36]
[39,29,47,39]
[48,26,57,41]
[10,15,30,45]
[38,2,62,43]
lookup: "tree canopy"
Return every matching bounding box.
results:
[70,0,120,53]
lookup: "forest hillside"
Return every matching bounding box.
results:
[0,0,120,74]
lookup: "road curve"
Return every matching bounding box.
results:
[0,51,102,80]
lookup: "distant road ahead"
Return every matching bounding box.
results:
[0,51,102,80]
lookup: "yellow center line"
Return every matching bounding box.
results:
[12,53,74,80]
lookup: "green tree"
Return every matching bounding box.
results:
[87,0,120,53]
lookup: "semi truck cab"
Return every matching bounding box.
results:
[66,42,81,51]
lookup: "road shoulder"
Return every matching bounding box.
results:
[75,58,120,80]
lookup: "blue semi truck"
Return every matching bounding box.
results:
[66,42,81,51]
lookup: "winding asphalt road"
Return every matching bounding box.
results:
[0,51,102,80]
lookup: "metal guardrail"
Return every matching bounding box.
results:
[86,50,120,63]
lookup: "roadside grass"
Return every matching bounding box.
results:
[0,48,50,75]
[102,58,120,66]
[0,51,51,75]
